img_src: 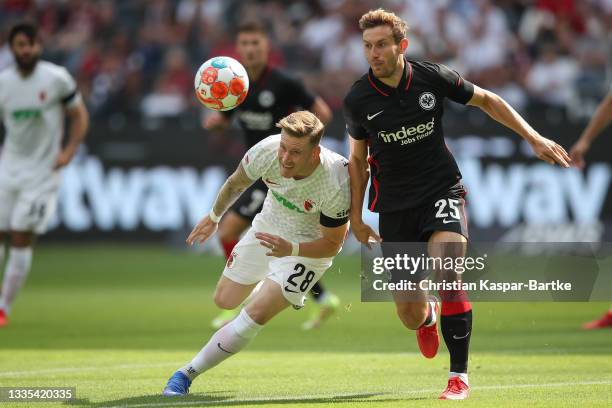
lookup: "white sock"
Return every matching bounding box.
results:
[425,300,437,327]
[0,245,4,308]
[0,247,33,314]
[449,372,468,386]
[180,308,262,380]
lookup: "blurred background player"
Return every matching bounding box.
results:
[203,21,339,331]
[345,9,571,400]
[0,22,89,326]
[570,84,612,329]
[164,111,350,395]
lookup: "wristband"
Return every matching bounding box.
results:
[291,241,300,256]
[209,210,221,223]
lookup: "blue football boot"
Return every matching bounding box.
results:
[162,371,192,396]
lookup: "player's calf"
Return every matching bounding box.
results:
[243,280,291,325]
[217,211,249,258]
[395,301,429,330]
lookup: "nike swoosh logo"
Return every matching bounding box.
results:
[284,285,298,293]
[442,219,459,224]
[453,331,470,340]
[217,342,233,354]
[367,110,384,120]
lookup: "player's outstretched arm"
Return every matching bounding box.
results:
[55,103,89,169]
[256,221,349,258]
[202,111,230,131]
[348,137,381,248]
[570,91,612,169]
[310,97,333,126]
[187,163,254,246]
[467,85,571,168]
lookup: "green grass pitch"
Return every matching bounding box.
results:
[0,243,611,407]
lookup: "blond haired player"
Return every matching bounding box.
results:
[163,111,350,395]
[204,21,339,331]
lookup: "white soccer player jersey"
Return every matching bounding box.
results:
[242,134,350,243]
[0,60,80,184]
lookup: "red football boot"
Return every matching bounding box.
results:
[416,299,439,359]
[0,309,8,327]
[439,376,470,400]
[582,311,612,330]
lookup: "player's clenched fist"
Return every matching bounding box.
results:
[186,215,218,246]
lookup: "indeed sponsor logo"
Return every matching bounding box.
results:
[239,110,273,130]
[377,118,435,144]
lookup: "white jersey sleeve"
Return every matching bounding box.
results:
[55,66,81,108]
[241,134,279,180]
[319,154,350,227]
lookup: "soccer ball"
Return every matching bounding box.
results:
[194,56,249,111]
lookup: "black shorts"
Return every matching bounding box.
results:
[230,178,268,221]
[379,182,468,243]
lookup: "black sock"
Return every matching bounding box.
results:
[310,281,326,301]
[440,310,472,373]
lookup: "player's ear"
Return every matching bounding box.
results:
[312,144,321,160]
[399,38,408,53]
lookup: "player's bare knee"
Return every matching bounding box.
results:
[217,213,248,243]
[213,290,240,310]
[10,231,34,248]
[217,222,241,243]
[218,228,241,244]
[429,232,466,259]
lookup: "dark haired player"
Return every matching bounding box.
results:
[344,9,571,400]
[0,22,89,326]
[203,22,339,330]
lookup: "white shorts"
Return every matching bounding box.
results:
[0,172,59,234]
[222,222,333,307]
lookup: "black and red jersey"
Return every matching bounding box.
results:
[222,66,315,148]
[343,58,474,213]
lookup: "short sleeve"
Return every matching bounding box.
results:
[284,75,316,108]
[320,178,350,228]
[241,136,277,180]
[434,63,474,105]
[56,67,81,108]
[342,96,368,140]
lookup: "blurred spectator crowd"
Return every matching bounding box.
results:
[1,0,611,124]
